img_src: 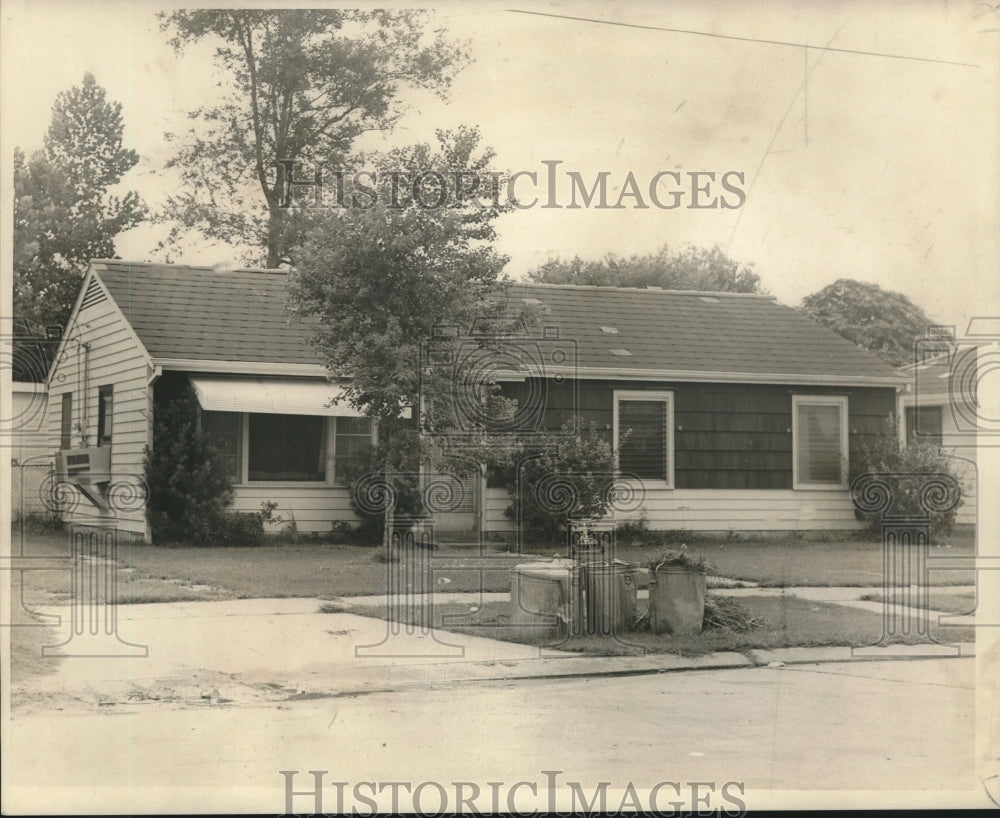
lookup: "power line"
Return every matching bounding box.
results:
[506,9,979,68]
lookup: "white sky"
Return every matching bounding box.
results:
[2,0,998,333]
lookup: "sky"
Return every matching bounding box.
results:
[2,0,999,334]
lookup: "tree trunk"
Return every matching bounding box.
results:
[266,204,287,268]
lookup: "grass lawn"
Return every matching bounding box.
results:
[612,534,976,587]
[9,524,977,678]
[11,526,977,604]
[334,594,976,657]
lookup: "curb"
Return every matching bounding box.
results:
[276,642,976,702]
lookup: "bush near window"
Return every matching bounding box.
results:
[850,426,964,539]
[505,421,620,546]
[143,386,234,545]
[213,511,265,546]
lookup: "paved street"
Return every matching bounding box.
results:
[2,654,982,812]
[2,599,992,813]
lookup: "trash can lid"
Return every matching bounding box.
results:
[581,558,638,569]
[511,559,574,579]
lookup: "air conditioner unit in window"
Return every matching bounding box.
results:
[56,446,111,486]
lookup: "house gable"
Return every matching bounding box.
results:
[45,264,156,537]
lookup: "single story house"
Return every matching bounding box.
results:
[46,260,909,541]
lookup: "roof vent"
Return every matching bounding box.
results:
[600,326,618,334]
[699,296,720,304]
[80,278,107,311]
[609,348,632,356]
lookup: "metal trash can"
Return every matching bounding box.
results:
[584,560,638,635]
[648,569,707,635]
[509,560,584,640]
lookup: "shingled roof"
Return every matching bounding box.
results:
[95,260,321,366]
[90,260,902,385]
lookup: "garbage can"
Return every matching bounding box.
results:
[509,560,583,641]
[648,568,707,635]
[584,560,638,635]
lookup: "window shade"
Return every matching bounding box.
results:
[619,399,667,480]
[796,403,843,484]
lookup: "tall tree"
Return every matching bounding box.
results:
[159,9,468,267]
[288,127,522,528]
[289,128,511,431]
[14,73,146,338]
[527,244,765,293]
[800,279,937,367]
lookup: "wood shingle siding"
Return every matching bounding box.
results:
[497,379,896,492]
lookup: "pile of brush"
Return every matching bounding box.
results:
[702,594,764,632]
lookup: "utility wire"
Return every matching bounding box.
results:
[506,9,979,68]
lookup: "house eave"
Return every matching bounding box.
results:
[155,358,330,377]
[496,366,907,387]
[155,359,905,387]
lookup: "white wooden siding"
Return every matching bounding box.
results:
[228,484,357,532]
[46,281,152,537]
[486,487,867,532]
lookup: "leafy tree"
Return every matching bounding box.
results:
[289,129,523,538]
[800,279,937,367]
[526,244,764,293]
[158,9,468,267]
[289,128,512,431]
[14,73,146,338]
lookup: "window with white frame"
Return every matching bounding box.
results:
[792,395,848,489]
[613,390,674,486]
[333,417,373,485]
[202,411,242,482]
[201,412,373,485]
